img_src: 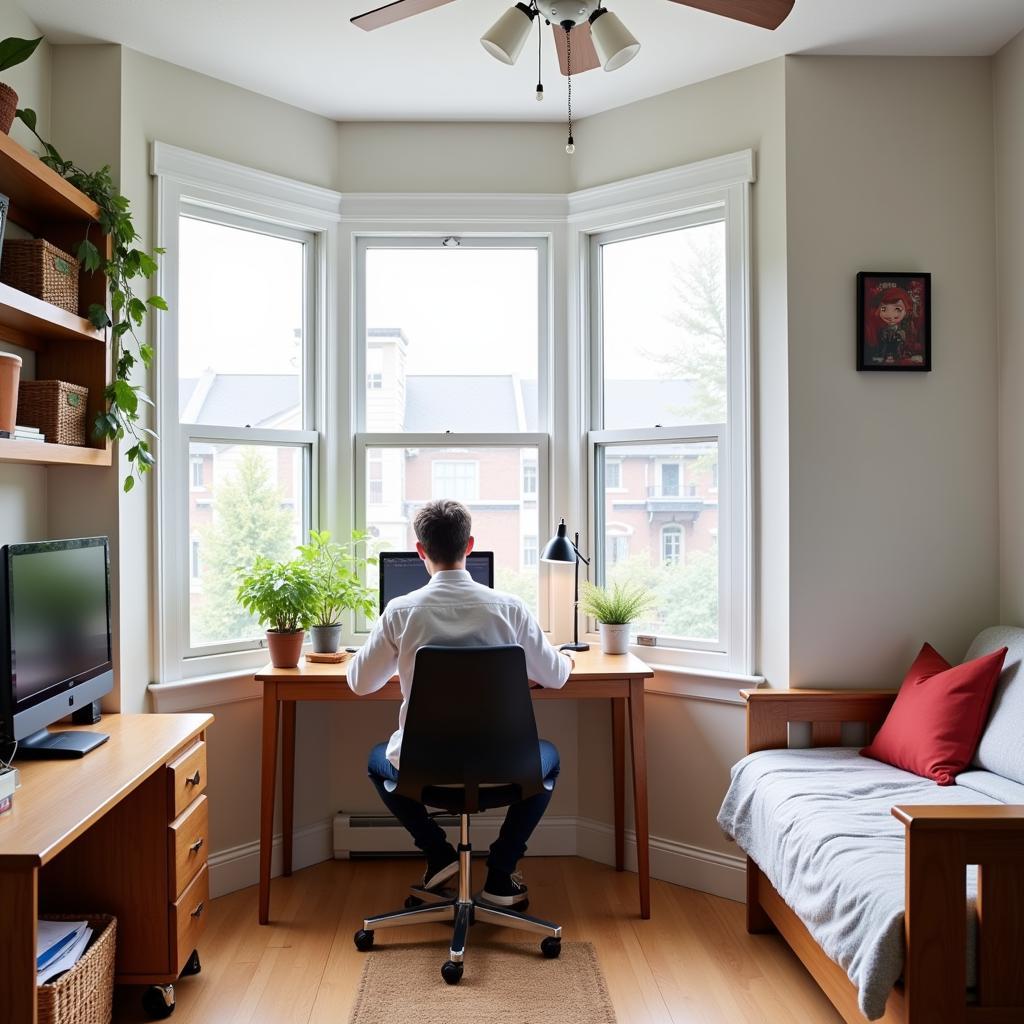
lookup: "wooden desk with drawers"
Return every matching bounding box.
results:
[0,713,213,1024]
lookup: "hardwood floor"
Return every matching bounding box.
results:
[113,857,844,1024]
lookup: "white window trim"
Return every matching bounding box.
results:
[152,142,340,682]
[572,154,754,675]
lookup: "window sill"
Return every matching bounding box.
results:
[149,670,263,713]
[642,663,765,705]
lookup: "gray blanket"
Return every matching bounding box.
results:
[716,748,998,1020]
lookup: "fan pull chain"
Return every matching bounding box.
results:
[565,27,575,154]
[536,13,544,101]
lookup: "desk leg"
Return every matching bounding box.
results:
[259,682,280,925]
[611,698,626,872]
[281,700,296,878]
[627,677,651,919]
[0,864,38,1024]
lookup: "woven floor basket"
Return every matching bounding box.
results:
[17,380,89,446]
[38,915,117,1024]
[0,238,80,315]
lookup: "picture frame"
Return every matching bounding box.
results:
[856,271,931,372]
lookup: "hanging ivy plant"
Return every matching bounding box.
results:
[15,107,165,493]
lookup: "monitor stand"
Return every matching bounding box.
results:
[17,727,109,760]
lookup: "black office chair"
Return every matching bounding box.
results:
[351,644,561,984]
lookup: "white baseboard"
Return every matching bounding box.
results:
[208,817,334,898]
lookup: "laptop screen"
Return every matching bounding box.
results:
[378,551,495,612]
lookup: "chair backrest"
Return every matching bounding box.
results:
[394,645,544,812]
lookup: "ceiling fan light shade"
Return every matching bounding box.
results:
[589,8,640,71]
[481,3,535,65]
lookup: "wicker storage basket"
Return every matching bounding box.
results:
[0,238,80,315]
[38,915,117,1024]
[17,380,89,446]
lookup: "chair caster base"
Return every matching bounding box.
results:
[142,983,176,1019]
[541,936,561,959]
[441,959,464,985]
[180,949,201,976]
[354,928,375,952]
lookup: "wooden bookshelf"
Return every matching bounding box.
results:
[0,132,111,468]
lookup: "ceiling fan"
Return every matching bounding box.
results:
[351,0,795,152]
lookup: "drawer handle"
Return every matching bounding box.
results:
[191,902,205,919]
[189,837,204,854]
[186,770,201,786]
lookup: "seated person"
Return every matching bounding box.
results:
[348,499,572,908]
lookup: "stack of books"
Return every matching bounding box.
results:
[0,425,45,442]
[36,919,93,984]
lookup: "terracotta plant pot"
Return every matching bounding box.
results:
[266,629,305,669]
[0,83,17,135]
[0,351,22,436]
[598,622,631,655]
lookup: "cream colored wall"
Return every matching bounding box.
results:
[785,56,999,686]
[996,31,1024,623]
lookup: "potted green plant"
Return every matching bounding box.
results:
[236,556,316,668]
[0,36,41,134]
[580,580,654,655]
[297,530,377,653]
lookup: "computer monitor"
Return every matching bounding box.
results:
[378,551,494,611]
[0,537,113,759]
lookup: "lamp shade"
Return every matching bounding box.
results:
[541,519,577,563]
[590,9,640,71]
[481,3,535,65]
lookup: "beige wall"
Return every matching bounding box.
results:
[996,31,1024,623]
[785,56,1000,686]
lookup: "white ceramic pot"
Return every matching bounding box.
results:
[599,622,631,655]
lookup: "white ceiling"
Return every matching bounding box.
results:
[19,0,1024,122]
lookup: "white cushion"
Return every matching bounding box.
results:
[965,626,1024,785]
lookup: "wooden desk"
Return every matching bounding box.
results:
[0,712,213,1024]
[255,649,655,924]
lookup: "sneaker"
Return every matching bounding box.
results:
[421,849,459,891]
[480,870,529,908]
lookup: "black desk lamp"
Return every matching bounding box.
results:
[541,518,590,652]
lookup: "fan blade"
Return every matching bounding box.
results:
[351,0,458,31]
[666,0,795,31]
[552,22,601,76]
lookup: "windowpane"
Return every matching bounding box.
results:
[600,221,726,429]
[365,445,538,613]
[179,216,306,428]
[188,442,306,648]
[364,247,539,432]
[598,441,719,642]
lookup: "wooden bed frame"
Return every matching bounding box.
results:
[741,688,1024,1024]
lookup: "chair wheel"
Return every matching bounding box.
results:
[180,949,201,976]
[404,895,424,908]
[441,959,464,984]
[142,984,176,1019]
[541,937,561,959]
[353,928,374,952]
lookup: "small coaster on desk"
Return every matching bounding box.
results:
[305,650,351,664]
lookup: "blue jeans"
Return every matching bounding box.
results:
[367,740,560,877]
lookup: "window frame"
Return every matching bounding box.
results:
[583,188,752,675]
[154,149,338,682]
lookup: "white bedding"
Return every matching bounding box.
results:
[716,748,1000,1021]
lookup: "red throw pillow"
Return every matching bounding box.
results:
[861,643,1008,785]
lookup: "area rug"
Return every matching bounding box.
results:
[348,940,617,1023]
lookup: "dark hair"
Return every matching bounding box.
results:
[413,500,473,565]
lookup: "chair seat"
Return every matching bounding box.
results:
[421,783,524,813]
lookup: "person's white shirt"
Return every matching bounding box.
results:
[348,568,571,768]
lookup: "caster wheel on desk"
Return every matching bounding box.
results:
[354,928,375,952]
[142,984,176,1019]
[441,960,464,985]
[180,949,201,976]
[404,895,424,909]
[540,937,561,959]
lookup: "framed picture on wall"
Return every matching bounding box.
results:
[856,272,931,371]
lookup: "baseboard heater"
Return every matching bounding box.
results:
[334,812,510,859]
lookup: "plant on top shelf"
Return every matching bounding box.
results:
[297,530,378,654]
[0,36,42,134]
[579,580,654,655]
[236,556,317,669]
[13,102,167,493]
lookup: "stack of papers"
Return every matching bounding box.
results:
[36,920,93,985]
